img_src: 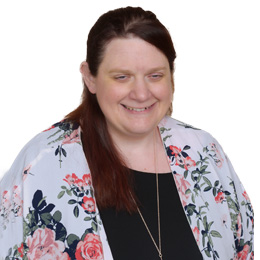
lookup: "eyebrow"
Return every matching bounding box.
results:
[108,66,168,74]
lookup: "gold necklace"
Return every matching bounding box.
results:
[131,130,163,260]
[135,173,162,260]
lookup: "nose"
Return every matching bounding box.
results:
[129,77,151,102]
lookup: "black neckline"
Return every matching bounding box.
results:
[131,169,172,175]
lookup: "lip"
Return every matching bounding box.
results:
[121,103,155,113]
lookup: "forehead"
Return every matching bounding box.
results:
[98,37,169,72]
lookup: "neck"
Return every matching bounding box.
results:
[112,129,157,153]
[108,127,170,173]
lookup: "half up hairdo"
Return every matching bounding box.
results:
[66,6,176,213]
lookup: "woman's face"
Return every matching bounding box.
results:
[84,37,173,140]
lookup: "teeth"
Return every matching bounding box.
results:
[124,105,150,112]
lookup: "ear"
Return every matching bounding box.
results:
[80,61,97,94]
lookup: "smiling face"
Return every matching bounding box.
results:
[82,37,173,141]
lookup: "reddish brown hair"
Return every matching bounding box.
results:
[66,6,176,212]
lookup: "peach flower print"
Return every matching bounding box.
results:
[75,233,103,260]
[249,251,254,260]
[209,143,224,168]
[83,173,92,186]
[236,213,242,242]
[215,192,225,203]
[18,243,24,258]
[2,190,11,210]
[62,129,80,145]
[27,228,70,260]
[82,197,96,213]
[63,173,92,190]
[169,145,182,157]
[76,174,92,190]
[183,156,196,170]
[63,173,79,186]
[13,185,23,216]
[169,146,196,170]
[237,244,250,260]
[192,227,200,246]
[173,173,191,206]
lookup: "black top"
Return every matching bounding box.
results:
[99,170,203,260]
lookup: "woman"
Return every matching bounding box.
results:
[0,6,254,260]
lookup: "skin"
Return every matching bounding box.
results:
[81,37,173,173]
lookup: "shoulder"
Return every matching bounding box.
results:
[159,116,215,146]
[159,116,224,170]
[16,120,81,166]
[0,120,82,189]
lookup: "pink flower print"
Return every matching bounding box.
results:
[62,129,80,145]
[183,156,196,170]
[169,145,182,157]
[64,173,92,190]
[27,228,70,260]
[81,196,96,213]
[13,185,21,203]
[192,227,200,246]
[76,177,91,191]
[215,192,225,203]
[2,190,11,211]
[23,164,32,181]
[236,213,242,242]
[75,178,85,190]
[237,244,250,260]
[83,174,92,186]
[18,243,24,258]
[209,143,224,168]
[75,233,103,260]
[63,173,79,186]
[13,185,23,216]
[169,146,195,170]
[173,173,191,206]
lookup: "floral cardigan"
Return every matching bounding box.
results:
[0,116,254,260]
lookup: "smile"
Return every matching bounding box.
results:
[121,104,154,112]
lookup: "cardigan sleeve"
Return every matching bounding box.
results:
[226,156,254,259]
[0,155,26,259]
[0,131,46,259]
[214,138,254,259]
[159,116,254,259]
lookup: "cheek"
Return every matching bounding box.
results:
[96,89,121,107]
[96,82,127,105]
[155,83,173,100]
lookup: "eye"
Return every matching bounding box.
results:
[114,75,129,81]
[149,73,163,81]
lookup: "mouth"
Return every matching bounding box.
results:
[121,104,154,112]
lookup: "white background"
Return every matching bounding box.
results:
[0,0,259,251]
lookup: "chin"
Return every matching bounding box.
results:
[124,123,157,136]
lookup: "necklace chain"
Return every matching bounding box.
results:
[135,173,162,260]
[132,129,163,260]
